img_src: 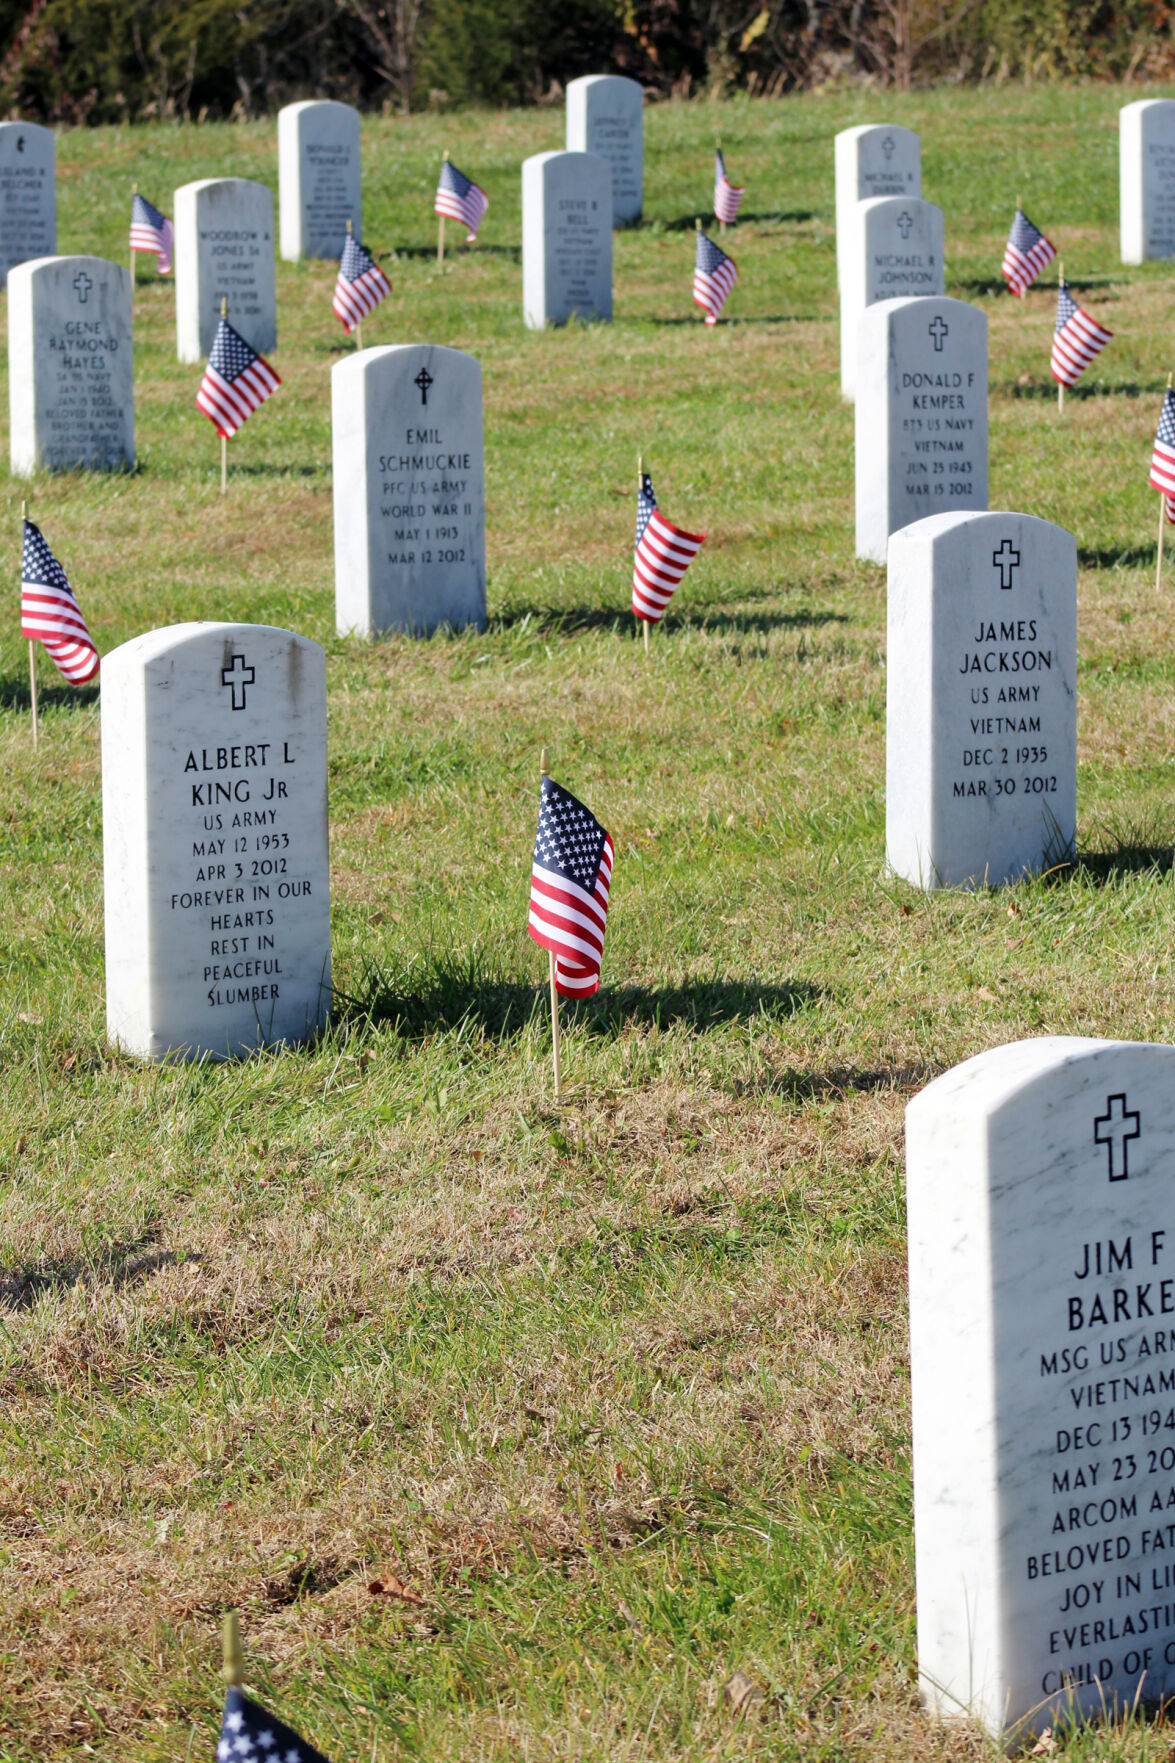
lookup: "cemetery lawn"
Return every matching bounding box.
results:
[5,84,1175,1763]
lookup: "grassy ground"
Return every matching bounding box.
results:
[3,82,1175,1762]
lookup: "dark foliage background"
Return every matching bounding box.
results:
[3,0,1175,119]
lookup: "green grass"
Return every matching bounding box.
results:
[5,82,1175,1760]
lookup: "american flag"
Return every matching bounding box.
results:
[528,775,613,999]
[434,159,489,242]
[196,316,281,439]
[1050,279,1112,388]
[632,471,705,625]
[21,519,99,685]
[332,231,391,333]
[1001,207,1054,297]
[693,229,737,325]
[1150,387,1175,521]
[218,1687,331,1763]
[129,192,173,275]
[714,148,745,226]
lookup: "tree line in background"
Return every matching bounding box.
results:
[1,0,1174,121]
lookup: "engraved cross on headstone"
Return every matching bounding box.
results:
[73,270,93,304]
[896,210,913,239]
[1094,1093,1140,1181]
[928,316,949,352]
[882,135,895,160]
[992,539,1020,590]
[414,368,433,407]
[220,653,255,712]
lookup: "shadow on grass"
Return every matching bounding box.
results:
[1067,842,1175,884]
[661,210,814,231]
[488,603,849,637]
[0,678,96,713]
[646,313,814,327]
[390,243,521,264]
[338,957,822,1042]
[1078,543,1160,570]
[741,1063,937,1102]
[221,462,324,478]
[0,1241,194,1312]
[1005,379,1151,401]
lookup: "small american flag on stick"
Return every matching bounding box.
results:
[529,773,613,1001]
[714,147,745,226]
[129,191,173,275]
[1050,275,1112,390]
[333,228,390,332]
[1001,206,1054,297]
[218,1687,332,1763]
[197,314,281,439]
[693,224,737,325]
[21,518,99,685]
[434,157,489,242]
[633,469,705,626]
[1149,384,1175,522]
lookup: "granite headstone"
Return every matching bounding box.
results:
[1120,99,1175,264]
[333,344,486,638]
[9,255,133,476]
[565,75,643,226]
[910,1034,1175,1739]
[522,151,613,329]
[834,124,920,288]
[886,510,1076,890]
[840,195,944,400]
[855,295,987,563]
[0,120,55,289]
[278,100,361,261]
[102,622,330,1061]
[175,177,277,363]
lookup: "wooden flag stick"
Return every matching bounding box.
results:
[1057,261,1065,414]
[346,219,363,350]
[23,498,37,749]
[220,297,228,493]
[636,450,650,658]
[540,746,562,1102]
[717,140,725,235]
[1159,372,1173,595]
[438,151,448,268]
[222,1612,245,1687]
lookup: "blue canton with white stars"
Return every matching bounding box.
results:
[1055,283,1079,333]
[696,231,733,276]
[209,318,264,384]
[22,520,74,595]
[533,776,607,893]
[635,472,656,552]
[339,232,378,282]
[218,1688,332,1763]
[1158,388,1175,450]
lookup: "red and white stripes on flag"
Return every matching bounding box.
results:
[693,228,738,325]
[196,316,281,439]
[528,775,613,999]
[1050,281,1112,388]
[632,471,705,624]
[20,518,99,684]
[332,232,391,333]
[1149,386,1175,521]
[1001,207,1055,297]
[714,148,745,226]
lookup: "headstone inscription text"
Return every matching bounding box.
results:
[102,623,330,1061]
[175,177,277,362]
[522,151,613,329]
[855,295,987,562]
[565,75,643,225]
[834,124,920,287]
[1120,100,1175,263]
[0,121,55,289]
[886,510,1077,890]
[278,100,361,261]
[333,344,486,638]
[909,1035,1175,1740]
[840,195,944,399]
[9,255,133,476]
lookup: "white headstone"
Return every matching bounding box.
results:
[102,622,330,1062]
[855,295,987,563]
[1120,99,1175,263]
[522,151,613,330]
[910,1033,1175,1740]
[9,255,133,477]
[333,344,485,638]
[0,121,55,289]
[175,177,277,364]
[840,196,944,400]
[565,75,643,226]
[886,510,1076,890]
[278,100,361,262]
[834,124,920,287]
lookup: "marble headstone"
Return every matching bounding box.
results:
[0,121,55,289]
[840,195,944,400]
[855,295,987,563]
[1120,99,1175,264]
[834,124,920,288]
[175,177,277,363]
[278,100,361,261]
[333,344,485,638]
[9,255,133,476]
[886,510,1076,890]
[565,75,643,226]
[910,1034,1175,1740]
[522,152,613,329]
[102,622,330,1061]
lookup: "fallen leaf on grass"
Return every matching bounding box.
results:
[368,1575,425,1606]
[976,986,998,1002]
[723,1671,765,1718]
[1028,1728,1054,1755]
